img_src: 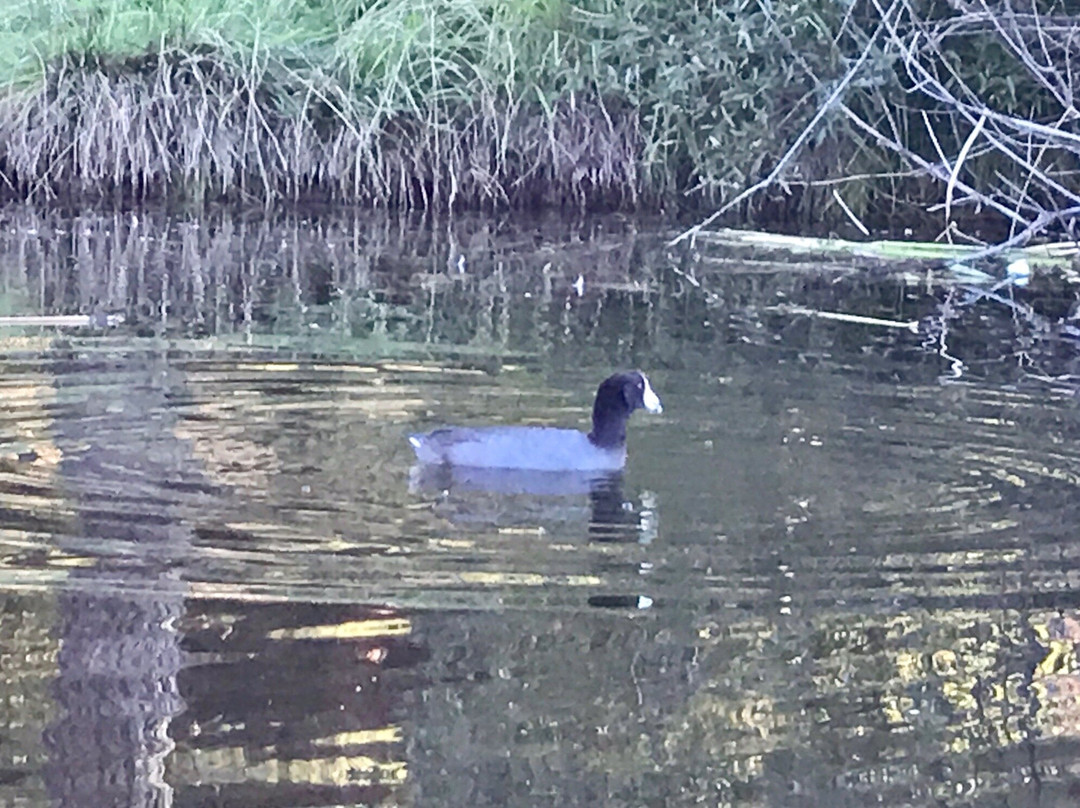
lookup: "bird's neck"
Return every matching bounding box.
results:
[588,413,627,449]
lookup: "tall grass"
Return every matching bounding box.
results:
[0,0,845,211]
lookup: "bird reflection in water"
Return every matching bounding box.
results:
[409,463,657,547]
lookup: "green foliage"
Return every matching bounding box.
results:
[0,0,343,81]
[0,0,853,209]
[570,0,846,199]
[0,0,855,210]
[2,0,1073,239]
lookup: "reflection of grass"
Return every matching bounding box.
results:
[0,593,59,808]
[0,290,30,317]
[174,333,534,362]
[2,204,1076,379]
[0,206,671,363]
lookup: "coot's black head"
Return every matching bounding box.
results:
[588,371,663,449]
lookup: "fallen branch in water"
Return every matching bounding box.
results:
[675,227,1079,270]
[0,313,126,328]
[769,304,921,332]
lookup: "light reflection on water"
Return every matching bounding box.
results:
[1,207,1080,805]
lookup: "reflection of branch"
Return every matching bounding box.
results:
[922,288,965,381]
[771,304,919,332]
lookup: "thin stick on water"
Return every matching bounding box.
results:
[777,305,921,332]
[0,314,126,327]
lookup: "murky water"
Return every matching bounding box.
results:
[2,205,1080,806]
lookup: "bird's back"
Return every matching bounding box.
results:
[408,426,626,471]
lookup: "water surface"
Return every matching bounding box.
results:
[1,207,1080,805]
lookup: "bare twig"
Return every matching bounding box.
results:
[946,111,986,230]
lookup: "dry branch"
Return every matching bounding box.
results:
[678,0,1080,252]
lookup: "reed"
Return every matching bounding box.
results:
[0,0,850,212]
[2,1,1077,248]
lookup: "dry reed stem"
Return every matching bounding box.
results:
[0,50,642,210]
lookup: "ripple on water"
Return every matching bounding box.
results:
[3,210,1080,805]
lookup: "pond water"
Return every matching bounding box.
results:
[1,205,1080,806]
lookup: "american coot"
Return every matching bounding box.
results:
[408,370,663,471]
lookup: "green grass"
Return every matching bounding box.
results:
[0,0,847,213]
[0,0,656,206]
[0,0,1074,251]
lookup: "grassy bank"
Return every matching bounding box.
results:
[0,0,1077,250]
[0,0,845,211]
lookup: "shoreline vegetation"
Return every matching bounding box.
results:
[0,1,1077,254]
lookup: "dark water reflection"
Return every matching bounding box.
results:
[2,206,1080,805]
